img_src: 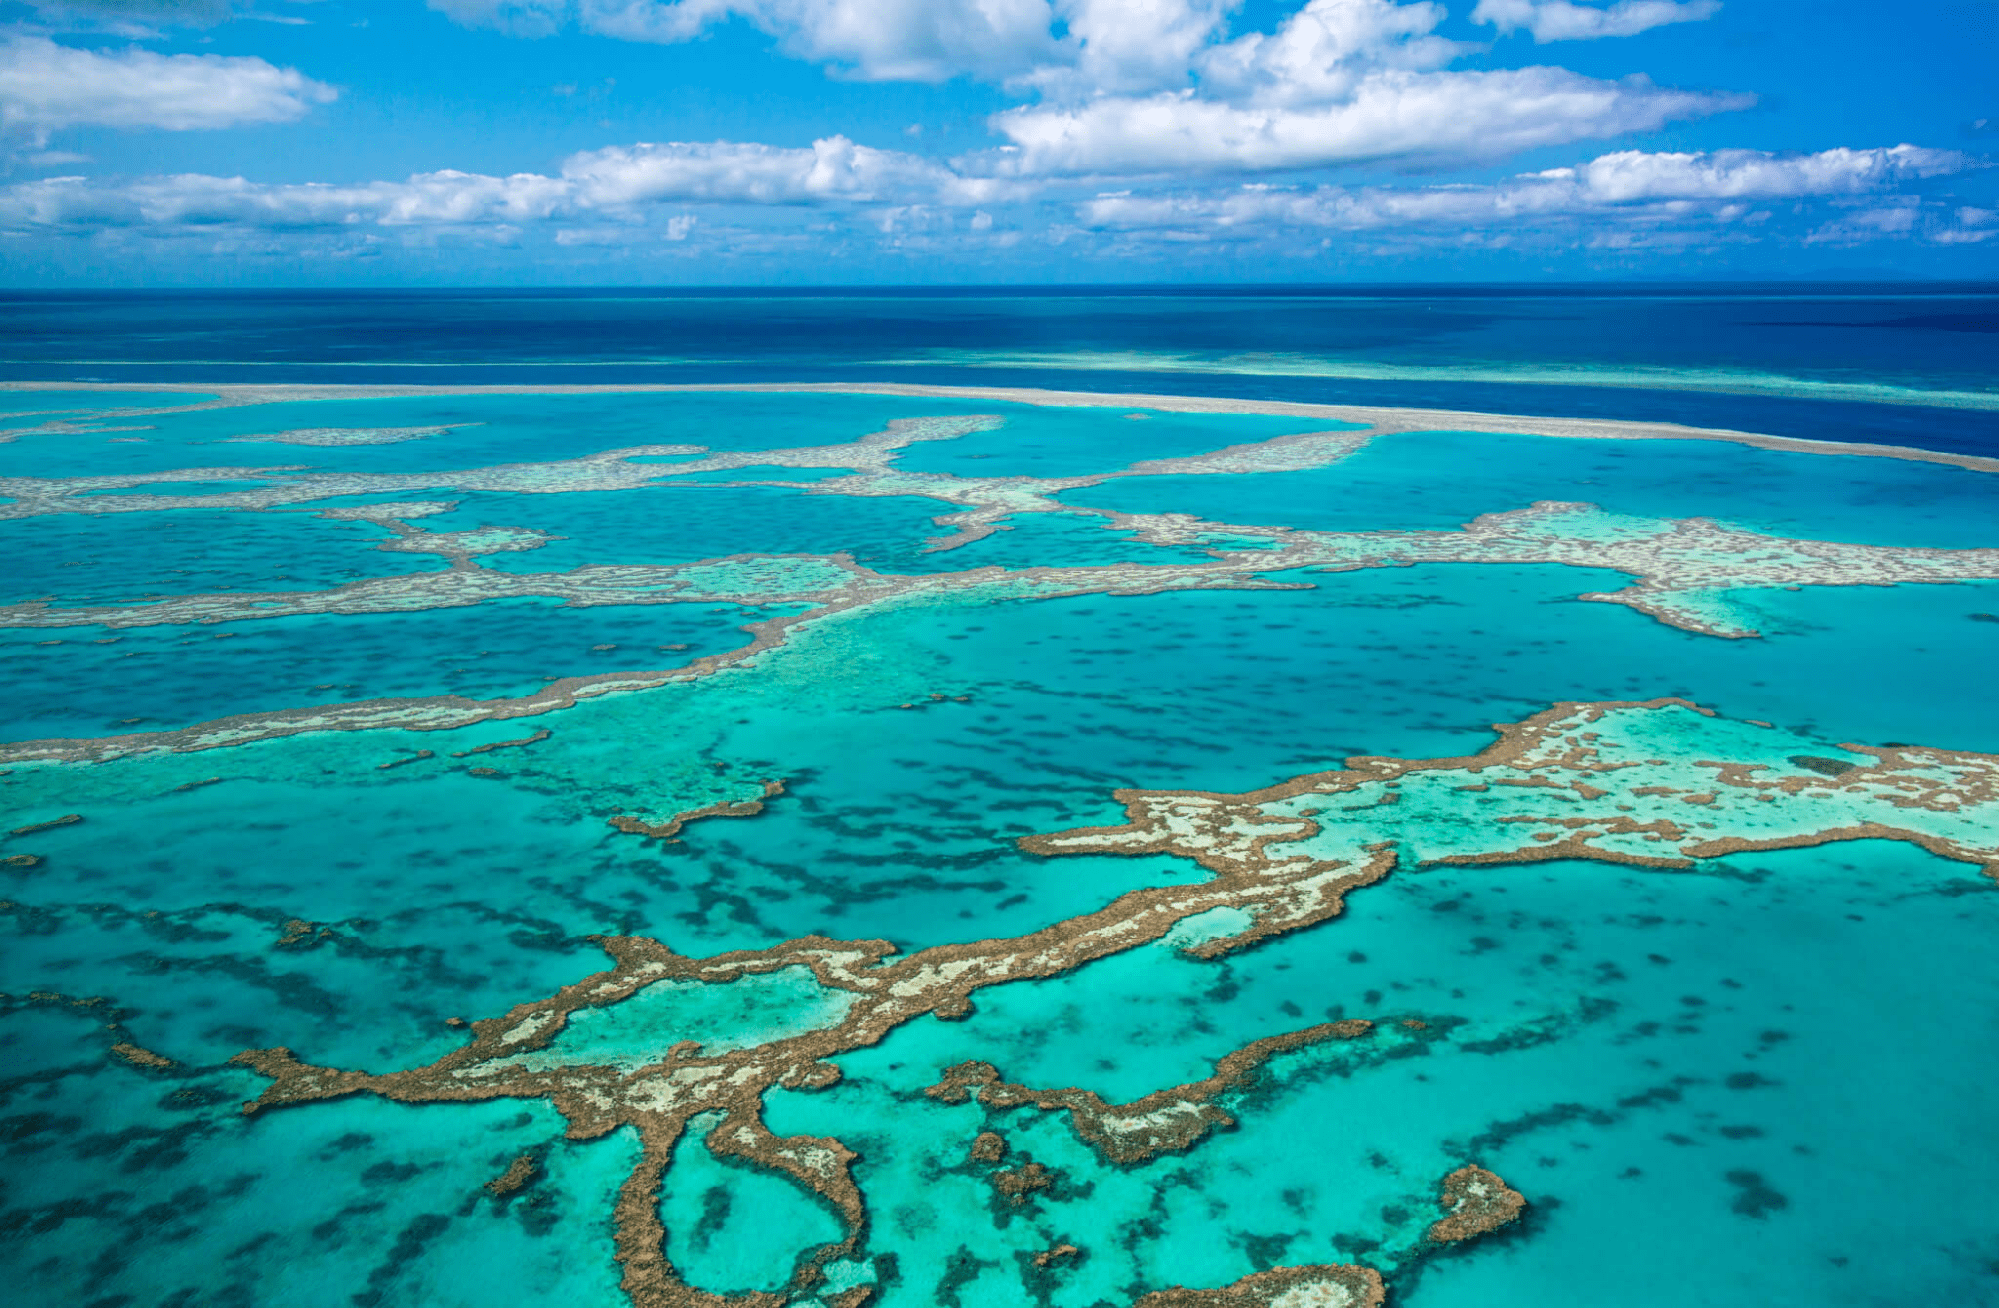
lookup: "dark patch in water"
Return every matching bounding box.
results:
[1236,1230,1296,1271]
[1724,1169,1790,1218]
[359,1160,424,1186]
[689,1184,731,1252]
[933,1246,999,1308]
[1789,755,1857,777]
[354,1212,452,1305]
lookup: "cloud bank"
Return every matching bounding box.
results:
[1472,0,1721,43]
[0,35,334,148]
[5,140,1981,260]
[1076,145,1985,249]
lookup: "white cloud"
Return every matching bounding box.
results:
[421,1,1754,183]
[1198,0,1464,105]
[563,136,1009,205]
[1804,199,1920,245]
[0,135,1005,235]
[970,0,1745,176]
[988,67,1743,175]
[1028,0,1234,95]
[1078,145,1978,241]
[429,0,1429,94]
[1473,0,1720,43]
[1567,144,1965,201]
[0,36,335,148]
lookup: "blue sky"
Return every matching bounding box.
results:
[0,0,1993,284]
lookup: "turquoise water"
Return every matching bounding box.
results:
[417,485,963,575]
[1070,428,1999,548]
[2,380,1997,1308]
[891,408,1349,478]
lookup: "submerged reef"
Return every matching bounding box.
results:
[211,700,1997,1308]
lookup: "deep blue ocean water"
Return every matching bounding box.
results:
[0,288,1995,1308]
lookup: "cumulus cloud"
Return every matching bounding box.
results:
[0,135,1005,234]
[967,0,1745,176]
[1198,0,1465,104]
[421,1,1754,181]
[989,67,1743,175]
[0,36,335,148]
[1078,144,1979,239]
[564,136,1007,205]
[1565,143,1965,200]
[1473,0,1720,43]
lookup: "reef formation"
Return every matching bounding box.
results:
[214,699,1998,1308]
[4,396,1998,767]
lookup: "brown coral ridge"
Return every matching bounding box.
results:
[2,854,42,869]
[9,813,80,837]
[609,780,788,842]
[453,728,553,758]
[1022,697,1999,883]
[229,830,1395,1307]
[486,1153,540,1197]
[1133,1263,1386,1308]
[927,1020,1374,1166]
[992,1160,1053,1205]
[1425,1165,1526,1244]
[110,1041,176,1069]
[968,1130,1006,1163]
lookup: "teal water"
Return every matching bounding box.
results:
[0,597,787,739]
[2,382,1996,1308]
[0,509,441,606]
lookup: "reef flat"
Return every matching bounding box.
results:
[4,384,1997,1308]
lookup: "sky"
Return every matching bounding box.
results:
[0,0,1994,285]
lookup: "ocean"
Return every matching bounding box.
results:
[1,286,1995,1308]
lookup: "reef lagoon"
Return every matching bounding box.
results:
[3,288,1998,1308]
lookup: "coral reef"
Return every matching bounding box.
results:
[1425,1166,1526,1244]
